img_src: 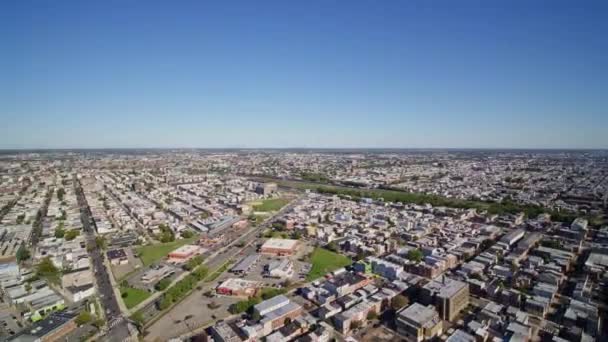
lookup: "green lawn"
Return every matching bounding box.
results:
[306,248,352,281]
[120,287,151,309]
[136,237,198,266]
[252,198,290,212]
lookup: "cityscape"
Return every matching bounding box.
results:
[0,150,606,341]
[3,1,608,342]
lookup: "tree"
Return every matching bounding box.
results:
[158,295,173,310]
[64,229,80,241]
[326,241,339,252]
[155,278,172,291]
[157,224,175,243]
[36,257,59,277]
[57,188,66,201]
[406,249,423,263]
[55,225,65,238]
[367,311,378,320]
[391,294,409,311]
[131,312,145,326]
[183,255,204,271]
[75,311,93,325]
[181,230,194,239]
[92,318,105,330]
[95,236,107,250]
[16,244,30,262]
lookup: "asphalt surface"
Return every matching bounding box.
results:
[75,179,131,342]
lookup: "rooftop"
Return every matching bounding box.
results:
[423,276,468,298]
[261,238,299,250]
[398,303,439,327]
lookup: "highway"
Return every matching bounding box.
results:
[74,179,131,342]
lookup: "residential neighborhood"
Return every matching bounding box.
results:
[0,150,605,341]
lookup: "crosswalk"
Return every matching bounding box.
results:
[108,316,125,329]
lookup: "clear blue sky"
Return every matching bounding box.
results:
[2,1,607,149]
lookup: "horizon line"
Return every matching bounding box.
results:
[0,147,607,152]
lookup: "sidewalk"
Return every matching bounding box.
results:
[104,256,129,315]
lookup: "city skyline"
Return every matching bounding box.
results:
[2,1,607,149]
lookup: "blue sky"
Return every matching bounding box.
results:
[1,1,607,149]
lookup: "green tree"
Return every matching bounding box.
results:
[183,255,204,271]
[158,295,173,310]
[36,257,59,276]
[406,249,423,263]
[95,236,107,250]
[155,278,172,291]
[131,311,145,326]
[64,229,80,241]
[55,225,65,238]
[92,318,105,330]
[391,294,409,311]
[16,244,30,262]
[57,188,66,201]
[75,311,93,325]
[181,230,194,239]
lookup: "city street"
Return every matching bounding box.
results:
[75,179,131,342]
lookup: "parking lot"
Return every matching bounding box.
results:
[123,261,186,292]
[109,247,144,280]
[143,281,240,341]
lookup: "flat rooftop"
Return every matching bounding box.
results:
[170,244,201,254]
[261,238,298,250]
[423,276,467,298]
[398,303,438,326]
[218,278,259,291]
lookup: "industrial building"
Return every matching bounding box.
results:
[260,238,299,256]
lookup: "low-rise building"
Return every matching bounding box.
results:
[396,303,443,342]
[11,312,77,342]
[168,244,204,262]
[216,278,260,297]
[260,238,299,256]
[107,248,128,265]
[264,259,294,278]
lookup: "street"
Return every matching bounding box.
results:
[74,179,131,342]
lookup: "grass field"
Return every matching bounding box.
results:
[252,198,290,212]
[306,248,352,281]
[120,286,151,309]
[136,237,198,266]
